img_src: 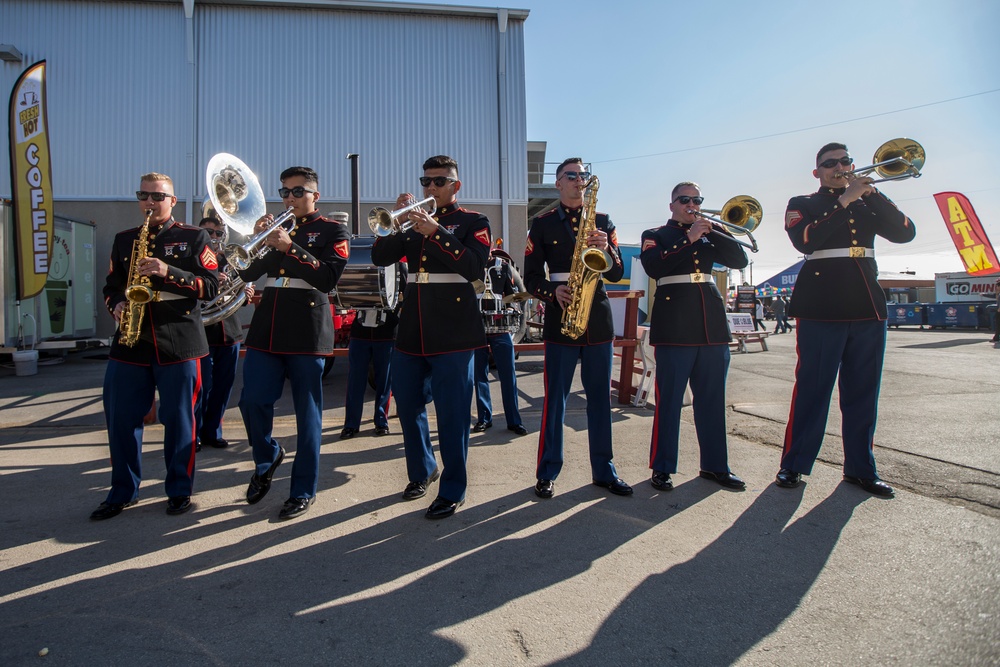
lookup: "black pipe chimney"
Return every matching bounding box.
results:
[346,153,360,236]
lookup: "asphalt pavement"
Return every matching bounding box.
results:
[0,326,997,665]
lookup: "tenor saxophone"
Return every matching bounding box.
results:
[560,176,613,339]
[118,210,158,347]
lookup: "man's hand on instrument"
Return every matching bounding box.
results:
[587,229,609,251]
[839,175,875,206]
[686,219,712,244]
[112,301,125,323]
[555,284,572,309]
[138,257,167,278]
[263,225,292,252]
[407,208,439,237]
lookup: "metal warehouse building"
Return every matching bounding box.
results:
[1,0,529,342]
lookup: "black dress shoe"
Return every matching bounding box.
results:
[374,425,390,436]
[650,471,673,491]
[205,438,229,449]
[339,427,358,440]
[844,475,895,497]
[699,470,746,490]
[534,479,554,499]
[89,499,137,521]
[402,468,441,500]
[195,440,202,452]
[775,468,802,488]
[166,496,192,515]
[471,420,493,433]
[278,496,315,520]
[425,496,464,520]
[246,446,286,504]
[593,478,634,496]
[507,424,528,436]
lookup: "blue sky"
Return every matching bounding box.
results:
[459,0,1000,283]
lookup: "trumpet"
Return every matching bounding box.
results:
[226,208,296,271]
[367,196,437,236]
[689,195,762,253]
[835,138,925,184]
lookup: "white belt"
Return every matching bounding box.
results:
[807,247,875,260]
[550,272,570,281]
[414,273,467,284]
[657,273,713,286]
[157,292,187,301]
[265,277,313,289]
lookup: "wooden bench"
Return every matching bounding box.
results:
[730,331,770,353]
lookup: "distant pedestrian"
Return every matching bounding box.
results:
[753,299,766,331]
[771,296,789,333]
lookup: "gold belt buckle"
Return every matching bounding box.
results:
[416,273,430,284]
[849,247,865,258]
[277,277,290,288]
[691,272,709,283]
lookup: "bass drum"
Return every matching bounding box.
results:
[331,236,399,311]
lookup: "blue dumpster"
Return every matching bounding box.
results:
[886,303,926,327]
[925,302,981,328]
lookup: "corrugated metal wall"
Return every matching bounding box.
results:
[1,0,194,200]
[1,0,528,204]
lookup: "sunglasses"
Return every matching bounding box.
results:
[818,156,853,169]
[278,186,317,198]
[559,170,591,182]
[419,176,458,188]
[136,191,173,202]
[673,195,704,205]
[202,229,225,237]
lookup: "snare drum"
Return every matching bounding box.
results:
[331,236,400,311]
[482,307,522,335]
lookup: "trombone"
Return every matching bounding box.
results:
[367,196,437,236]
[836,138,925,184]
[689,195,762,253]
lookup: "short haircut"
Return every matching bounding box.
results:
[280,166,319,187]
[671,181,701,199]
[140,172,173,191]
[423,155,459,176]
[199,217,222,227]
[816,142,848,165]
[556,157,584,179]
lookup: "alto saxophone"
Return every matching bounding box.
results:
[118,210,158,347]
[560,175,613,339]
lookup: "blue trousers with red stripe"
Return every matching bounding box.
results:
[196,342,240,444]
[781,319,885,479]
[344,338,393,430]
[240,349,325,500]
[474,332,523,428]
[102,358,200,504]
[392,348,473,504]
[536,341,619,484]
[649,344,732,475]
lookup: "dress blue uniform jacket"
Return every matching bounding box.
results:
[370,204,490,354]
[205,253,245,346]
[103,219,219,364]
[238,211,350,354]
[640,220,748,345]
[785,187,915,321]
[524,205,625,344]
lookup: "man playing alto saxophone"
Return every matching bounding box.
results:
[524,157,630,499]
[92,173,219,520]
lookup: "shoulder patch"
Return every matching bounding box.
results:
[335,239,350,259]
[785,210,804,229]
[525,238,534,256]
[200,246,219,270]
[609,229,618,246]
[474,228,491,247]
[641,238,657,253]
